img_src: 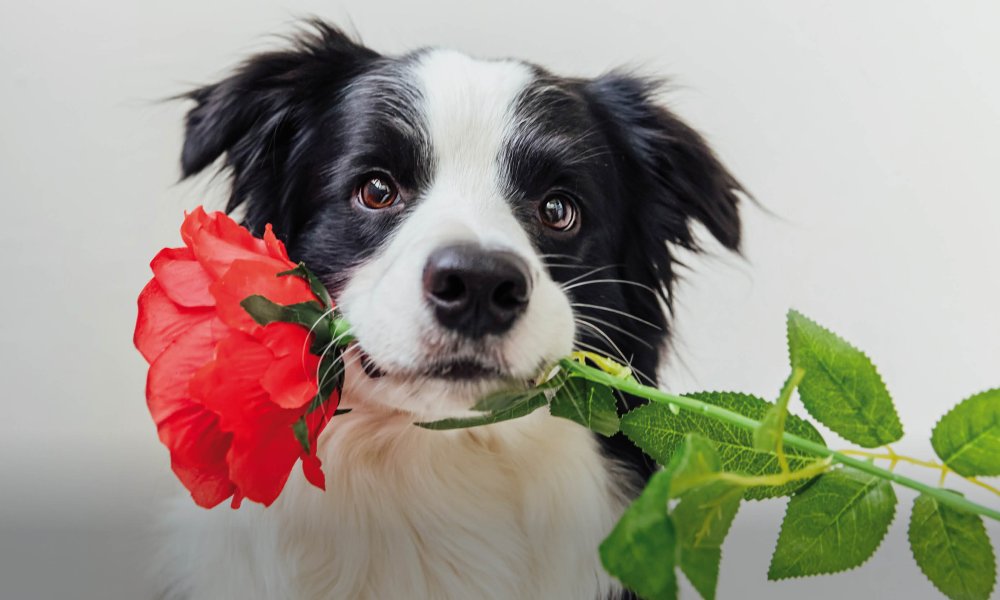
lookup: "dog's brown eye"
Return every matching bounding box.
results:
[356,174,399,210]
[538,195,578,231]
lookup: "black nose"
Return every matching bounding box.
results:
[423,243,532,338]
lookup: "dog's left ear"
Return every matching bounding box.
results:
[583,73,743,253]
[180,21,379,235]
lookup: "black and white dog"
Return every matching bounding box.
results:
[163,21,742,600]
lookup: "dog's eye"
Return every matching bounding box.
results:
[356,174,399,210]
[538,195,578,232]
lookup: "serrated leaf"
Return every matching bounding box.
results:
[786,310,903,447]
[414,393,547,430]
[600,469,678,600]
[472,389,543,412]
[549,378,620,436]
[768,467,896,579]
[674,481,743,600]
[908,493,997,600]
[620,392,825,500]
[931,388,1000,477]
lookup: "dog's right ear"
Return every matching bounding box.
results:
[180,21,378,230]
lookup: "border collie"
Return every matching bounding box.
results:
[161,20,742,600]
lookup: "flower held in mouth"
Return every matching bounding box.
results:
[134,207,349,508]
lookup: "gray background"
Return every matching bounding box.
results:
[1,0,998,598]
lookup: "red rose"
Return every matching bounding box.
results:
[134,207,339,508]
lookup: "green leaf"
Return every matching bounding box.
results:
[549,378,620,436]
[786,310,903,447]
[600,469,678,600]
[908,492,997,600]
[673,481,743,600]
[414,392,548,430]
[278,262,333,308]
[931,388,1000,477]
[665,434,723,498]
[470,376,565,412]
[664,435,742,600]
[768,467,897,579]
[620,392,825,500]
[292,418,311,453]
[472,389,541,412]
[602,434,737,600]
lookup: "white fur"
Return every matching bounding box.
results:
[159,50,626,600]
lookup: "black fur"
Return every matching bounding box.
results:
[180,20,742,599]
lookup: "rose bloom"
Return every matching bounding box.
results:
[134,207,337,508]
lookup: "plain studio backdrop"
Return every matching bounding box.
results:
[1,1,998,598]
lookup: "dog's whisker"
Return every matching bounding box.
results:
[562,278,661,297]
[536,253,584,262]
[313,327,356,397]
[570,303,662,330]
[559,264,620,287]
[542,263,603,270]
[575,315,656,350]
[574,322,633,369]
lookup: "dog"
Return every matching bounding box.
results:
[160,20,742,600]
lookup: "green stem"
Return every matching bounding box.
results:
[560,359,1000,523]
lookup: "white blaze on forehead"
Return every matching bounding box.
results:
[410,50,533,218]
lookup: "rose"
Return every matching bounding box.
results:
[134,207,340,508]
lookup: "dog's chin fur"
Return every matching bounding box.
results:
[162,20,742,600]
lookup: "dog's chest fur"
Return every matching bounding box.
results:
[161,404,627,600]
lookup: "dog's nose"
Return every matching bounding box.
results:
[423,243,532,337]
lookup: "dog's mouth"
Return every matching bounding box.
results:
[355,347,504,382]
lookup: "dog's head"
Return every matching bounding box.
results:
[181,22,741,419]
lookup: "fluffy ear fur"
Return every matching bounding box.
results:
[579,74,744,495]
[583,72,743,312]
[180,21,378,235]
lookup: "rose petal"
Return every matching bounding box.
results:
[145,317,224,427]
[262,223,291,262]
[179,206,211,248]
[193,332,276,430]
[227,419,302,506]
[134,280,214,363]
[151,247,216,307]
[301,453,326,491]
[209,259,316,334]
[145,317,235,507]
[187,210,282,279]
[160,405,236,508]
[262,356,319,409]
[258,323,320,409]
[258,322,317,358]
